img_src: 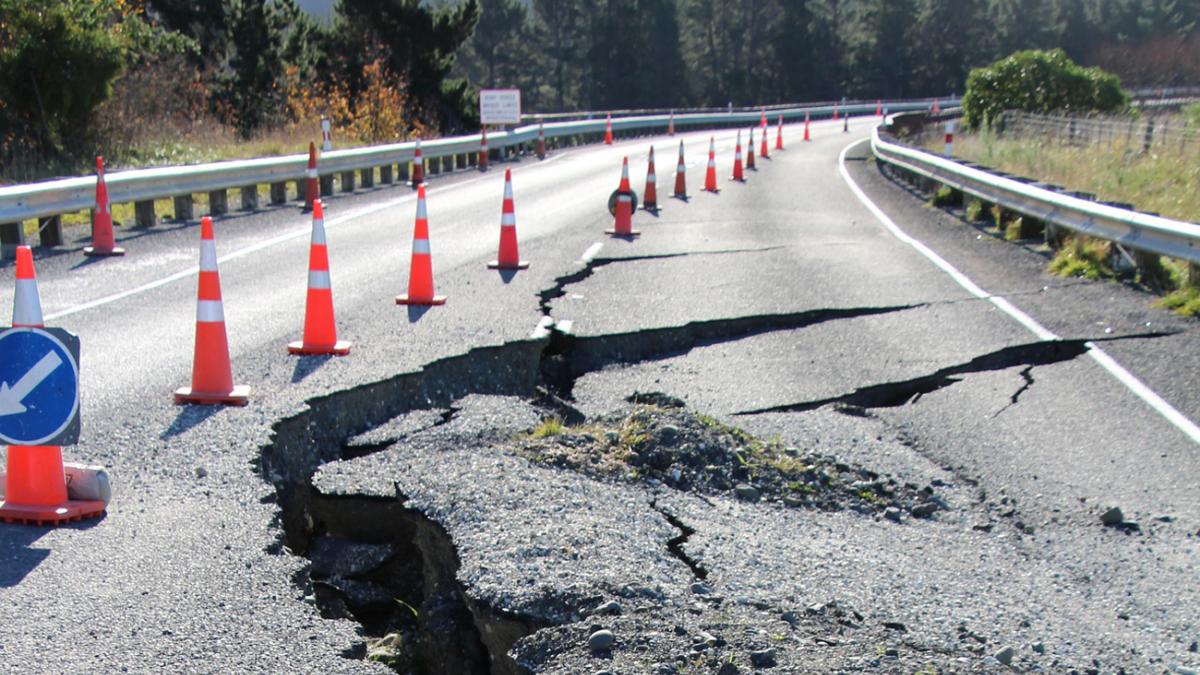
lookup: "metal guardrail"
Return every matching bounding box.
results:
[871,125,1200,264]
[0,98,953,229]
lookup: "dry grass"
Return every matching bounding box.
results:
[935,122,1200,225]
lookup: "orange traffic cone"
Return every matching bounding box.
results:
[537,123,546,160]
[804,112,811,142]
[606,157,639,237]
[673,140,687,199]
[643,147,659,212]
[479,128,489,171]
[703,138,718,193]
[84,156,125,257]
[288,200,350,356]
[760,107,767,129]
[746,128,757,170]
[732,131,745,182]
[604,114,614,145]
[833,105,839,121]
[488,169,529,270]
[876,99,882,117]
[304,142,319,212]
[1,250,104,525]
[759,124,770,159]
[932,98,940,114]
[775,115,784,150]
[667,112,675,136]
[397,185,446,305]
[412,138,425,188]
[175,217,249,405]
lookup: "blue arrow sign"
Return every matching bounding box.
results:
[0,327,80,446]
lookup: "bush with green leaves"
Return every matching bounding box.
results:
[962,49,1129,129]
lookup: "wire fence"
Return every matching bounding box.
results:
[995,110,1199,154]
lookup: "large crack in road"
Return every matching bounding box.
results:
[256,259,1175,671]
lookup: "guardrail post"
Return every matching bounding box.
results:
[380,164,394,185]
[429,157,441,176]
[38,216,62,247]
[209,189,229,216]
[360,167,374,188]
[135,200,157,228]
[293,180,305,202]
[319,175,334,197]
[174,195,195,221]
[467,152,477,168]
[240,186,258,211]
[0,222,25,259]
[340,170,355,193]
[398,162,410,184]
[269,182,287,205]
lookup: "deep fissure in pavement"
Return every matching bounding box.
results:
[255,303,923,672]
[650,501,708,580]
[735,333,1170,416]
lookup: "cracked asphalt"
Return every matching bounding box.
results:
[1,117,1198,673]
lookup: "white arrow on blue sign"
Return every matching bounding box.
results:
[0,327,80,446]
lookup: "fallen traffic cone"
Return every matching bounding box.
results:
[304,142,319,212]
[667,112,675,136]
[488,169,529,270]
[604,114,613,145]
[606,157,639,237]
[673,140,687,199]
[746,128,757,170]
[759,124,770,159]
[643,147,659,212]
[732,131,745,182]
[804,112,811,141]
[479,128,489,171]
[775,115,784,150]
[175,217,249,405]
[396,185,446,305]
[412,138,425,188]
[537,123,546,160]
[288,200,350,356]
[703,137,718,193]
[1,250,105,525]
[84,156,125,257]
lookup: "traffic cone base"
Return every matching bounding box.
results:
[0,445,105,526]
[288,339,351,356]
[83,245,125,257]
[487,259,530,270]
[396,294,446,306]
[174,384,250,406]
[604,228,641,238]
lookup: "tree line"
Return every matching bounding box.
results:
[1,0,1196,177]
[454,0,1199,111]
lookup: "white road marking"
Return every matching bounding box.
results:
[838,138,1200,445]
[580,242,604,263]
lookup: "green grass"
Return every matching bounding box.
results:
[529,417,566,438]
[1157,286,1200,317]
[1048,236,1114,280]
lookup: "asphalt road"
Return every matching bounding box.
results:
[0,116,1196,673]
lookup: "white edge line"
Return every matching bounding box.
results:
[837,137,1200,446]
[44,153,570,322]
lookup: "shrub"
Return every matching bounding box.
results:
[962,49,1130,129]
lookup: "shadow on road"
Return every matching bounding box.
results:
[407,305,432,323]
[161,404,224,439]
[0,517,103,587]
[291,354,332,383]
